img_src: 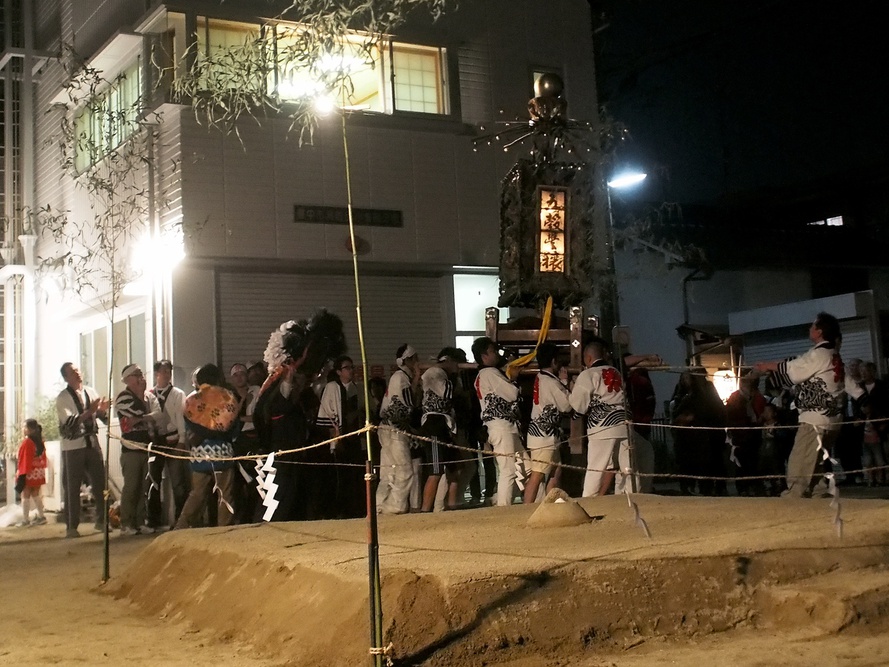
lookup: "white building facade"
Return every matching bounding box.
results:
[2,0,600,442]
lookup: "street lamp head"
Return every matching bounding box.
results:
[607,172,647,189]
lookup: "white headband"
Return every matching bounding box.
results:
[396,345,416,368]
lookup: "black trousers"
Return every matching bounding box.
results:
[146,448,191,527]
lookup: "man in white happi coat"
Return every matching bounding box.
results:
[419,348,464,511]
[472,336,523,507]
[524,342,572,503]
[755,312,858,497]
[376,345,421,515]
[570,340,630,497]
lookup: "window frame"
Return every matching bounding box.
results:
[72,59,144,174]
[179,13,454,119]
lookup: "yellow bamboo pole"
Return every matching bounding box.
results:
[340,111,384,667]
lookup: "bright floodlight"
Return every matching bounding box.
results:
[313,94,336,115]
[607,172,647,189]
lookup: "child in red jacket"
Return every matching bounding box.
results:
[16,418,47,526]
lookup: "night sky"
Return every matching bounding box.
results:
[592,0,889,209]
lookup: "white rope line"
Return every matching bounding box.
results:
[108,425,373,462]
[637,415,889,431]
[380,425,889,484]
[108,425,889,484]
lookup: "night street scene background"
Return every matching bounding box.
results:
[594,0,887,215]
[2,1,889,666]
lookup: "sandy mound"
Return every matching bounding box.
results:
[106,496,889,665]
[526,488,593,528]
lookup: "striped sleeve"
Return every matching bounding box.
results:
[401,385,413,408]
[115,391,141,419]
[56,392,81,439]
[315,382,340,428]
[776,347,820,387]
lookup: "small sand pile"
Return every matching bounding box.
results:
[526,488,592,528]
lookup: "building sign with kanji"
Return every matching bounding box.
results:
[294,205,403,228]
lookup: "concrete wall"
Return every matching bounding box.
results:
[179,115,507,266]
[169,265,216,390]
[615,248,814,412]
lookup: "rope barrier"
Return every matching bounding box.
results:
[107,423,889,486]
[107,425,373,462]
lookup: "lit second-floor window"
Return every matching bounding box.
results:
[191,17,449,116]
[73,61,142,173]
[390,43,447,114]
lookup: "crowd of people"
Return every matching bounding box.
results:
[9,310,887,535]
[670,312,888,497]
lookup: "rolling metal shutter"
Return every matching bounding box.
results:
[834,318,876,363]
[741,318,875,364]
[216,272,452,373]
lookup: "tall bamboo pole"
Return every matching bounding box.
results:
[340,112,384,667]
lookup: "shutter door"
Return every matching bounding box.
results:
[741,318,874,364]
[217,272,450,373]
[742,337,811,365]
[836,318,875,363]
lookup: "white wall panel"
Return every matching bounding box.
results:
[457,43,492,125]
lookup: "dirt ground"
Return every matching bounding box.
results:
[1,493,889,666]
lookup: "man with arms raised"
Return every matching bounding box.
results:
[756,312,848,497]
[56,362,110,539]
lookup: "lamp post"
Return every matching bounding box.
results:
[604,171,646,328]
[604,170,646,493]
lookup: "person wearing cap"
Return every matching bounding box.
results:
[149,359,189,525]
[524,342,572,503]
[419,347,465,512]
[115,363,162,535]
[55,362,111,539]
[472,336,523,507]
[376,344,421,514]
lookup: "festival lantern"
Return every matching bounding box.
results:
[486,73,599,310]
